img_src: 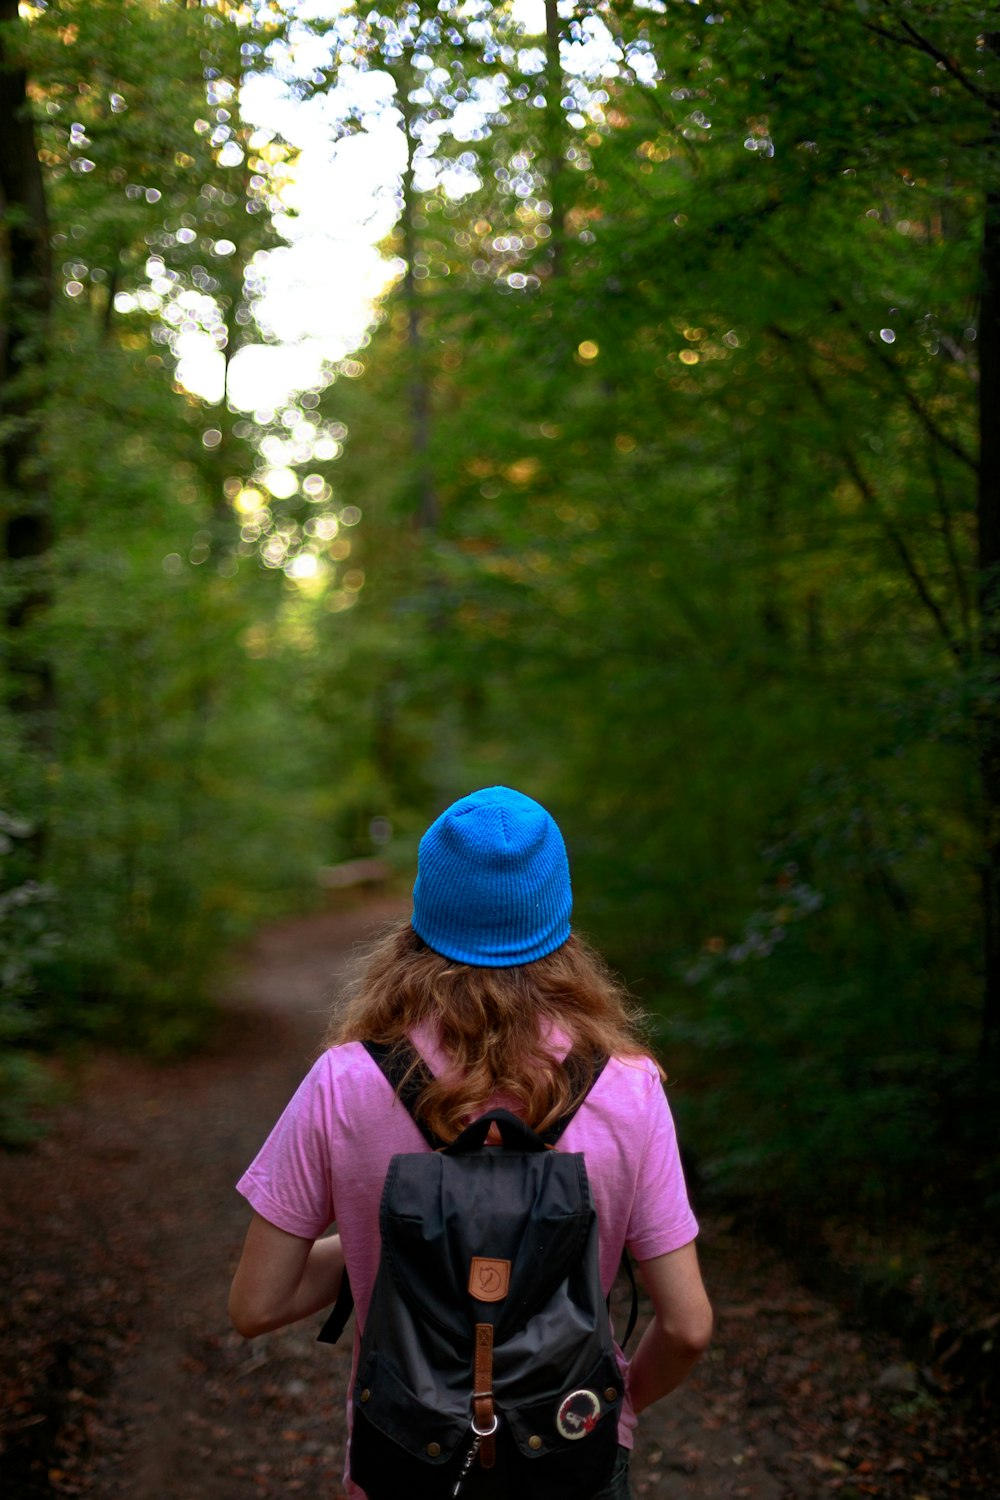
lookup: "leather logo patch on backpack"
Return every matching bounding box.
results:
[468,1257,511,1302]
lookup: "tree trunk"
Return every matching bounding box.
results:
[543,0,567,279]
[977,169,1000,1061]
[396,72,437,533]
[760,479,787,645]
[0,0,54,740]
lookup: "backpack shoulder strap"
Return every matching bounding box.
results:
[316,1272,353,1345]
[538,1049,609,1145]
[318,1039,441,1345]
[362,1038,448,1150]
[618,1247,639,1350]
[318,1046,621,1348]
[537,1049,640,1349]
[537,1051,639,1350]
[362,1039,609,1148]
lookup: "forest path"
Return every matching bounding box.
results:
[0,901,977,1499]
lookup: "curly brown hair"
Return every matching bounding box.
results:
[324,922,657,1143]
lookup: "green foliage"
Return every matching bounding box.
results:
[1,0,996,1218]
[1,0,331,1096]
[287,0,996,1210]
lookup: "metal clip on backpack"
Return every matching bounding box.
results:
[318,1042,637,1500]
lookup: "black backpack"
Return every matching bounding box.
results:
[318,1041,637,1500]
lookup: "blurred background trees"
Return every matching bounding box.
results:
[1,0,996,1220]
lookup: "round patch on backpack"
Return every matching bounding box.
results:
[555,1388,601,1440]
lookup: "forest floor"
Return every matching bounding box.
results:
[1,899,997,1500]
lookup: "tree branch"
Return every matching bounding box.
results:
[768,244,979,474]
[927,429,974,656]
[769,324,965,663]
[854,11,999,111]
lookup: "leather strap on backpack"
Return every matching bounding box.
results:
[473,1323,497,1469]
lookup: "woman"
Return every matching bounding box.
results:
[230,786,712,1499]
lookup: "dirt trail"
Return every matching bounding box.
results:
[1,903,989,1499]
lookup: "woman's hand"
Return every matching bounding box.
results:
[229,1213,344,1338]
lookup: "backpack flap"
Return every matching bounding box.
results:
[350,1349,474,1500]
[499,1347,623,1500]
[487,1202,621,1484]
[379,1148,594,1345]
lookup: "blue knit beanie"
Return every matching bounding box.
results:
[411,786,572,967]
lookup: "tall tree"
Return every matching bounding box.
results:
[0,0,53,753]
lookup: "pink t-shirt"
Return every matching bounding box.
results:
[236,1027,698,1495]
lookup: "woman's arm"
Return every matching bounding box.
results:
[626,1241,713,1414]
[229,1212,345,1338]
